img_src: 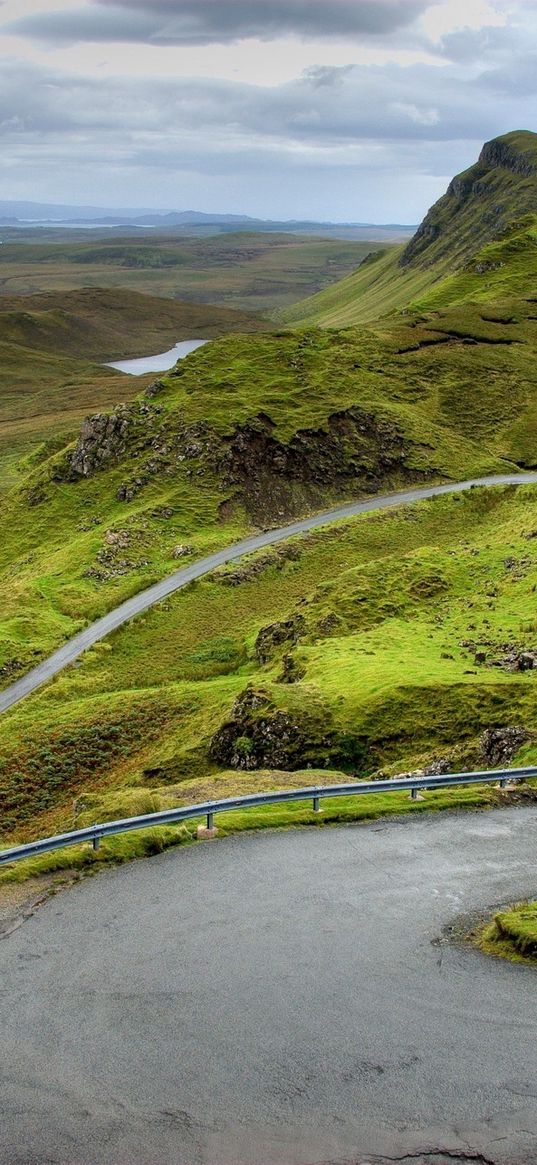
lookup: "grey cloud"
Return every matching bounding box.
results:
[0,54,529,151]
[303,65,356,89]
[0,32,535,218]
[478,52,537,96]
[8,0,428,45]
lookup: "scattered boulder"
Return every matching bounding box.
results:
[0,658,23,679]
[117,477,145,502]
[209,685,365,772]
[277,654,306,684]
[104,529,130,549]
[144,378,165,398]
[171,544,194,559]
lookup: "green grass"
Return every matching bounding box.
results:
[2,296,537,687]
[474,900,537,964]
[3,484,537,845]
[279,247,440,327]
[2,131,537,854]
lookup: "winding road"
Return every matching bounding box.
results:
[2,807,537,1164]
[2,473,537,715]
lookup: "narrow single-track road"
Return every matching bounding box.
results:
[2,807,537,1164]
[2,473,536,715]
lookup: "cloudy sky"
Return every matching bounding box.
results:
[1,0,536,221]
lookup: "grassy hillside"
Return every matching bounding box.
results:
[2,131,537,855]
[0,288,267,492]
[1,295,537,695]
[279,246,438,326]
[2,482,537,858]
[0,232,373,316]
[401,130,537,269]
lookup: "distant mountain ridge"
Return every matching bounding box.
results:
[0,199,415,240]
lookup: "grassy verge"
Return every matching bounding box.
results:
[0,779,509,887]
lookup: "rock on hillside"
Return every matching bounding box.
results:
[401,130,537,269]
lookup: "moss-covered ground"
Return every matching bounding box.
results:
[473,901,537,965]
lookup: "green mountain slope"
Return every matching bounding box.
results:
[283,130,537,327]
[1,300,536,693]
[401,130,537,268]
[3,483,537,855]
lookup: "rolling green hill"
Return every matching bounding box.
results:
[2,131,537,864]
[0,287,268,492]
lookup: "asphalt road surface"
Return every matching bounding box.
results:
[2,806,537,1165]
[2,473,537,716]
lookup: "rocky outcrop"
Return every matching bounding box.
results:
[254,616,305,664]
[480,726,529,766]
[55,401,169,484]
[479,136,536,177]
[171,543,193,559]
[208,685,365,772]
[218,407,416,523]
[65,408,131,478]
[277,653,306,684]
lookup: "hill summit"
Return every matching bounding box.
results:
[401,130,537,268]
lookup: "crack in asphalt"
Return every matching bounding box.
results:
[359,1151,500,1164]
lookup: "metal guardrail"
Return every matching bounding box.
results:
[1,765,535,867]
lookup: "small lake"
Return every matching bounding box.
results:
[106,338,208,375]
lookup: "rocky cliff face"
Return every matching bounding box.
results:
[217,406,423,523]
[400,130,537,269]
[52,390,432,525]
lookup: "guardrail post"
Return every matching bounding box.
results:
[206,811,214,831]
[410,787,418,800]
[92,825,100,852]
[313,795,321,813]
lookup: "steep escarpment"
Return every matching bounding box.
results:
[283,131,537,327]
[400,130,537,269]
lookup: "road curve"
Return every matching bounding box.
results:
[2,807,537,1165]
[2,473,537,715]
